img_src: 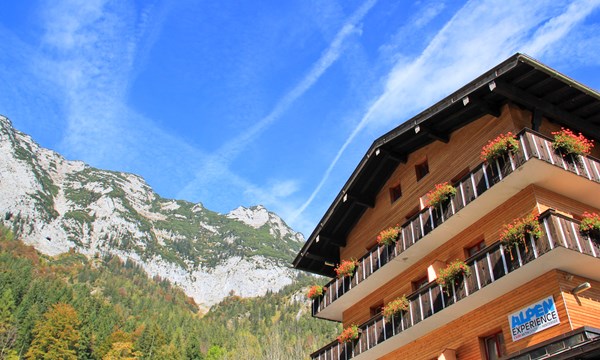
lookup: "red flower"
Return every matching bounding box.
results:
[580,212,600,234]
[337,325,359,343]
[425,182,457,208]
[334,259,358,278]
[552,128,594,157]
[377,225,400,245]
[481,132,519,162]
[307,285,326,300]
[500,213,542,247]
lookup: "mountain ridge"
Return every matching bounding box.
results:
[0,114,305,309]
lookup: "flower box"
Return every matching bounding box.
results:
[552,128,594,157]
[334,259,358,278]
[499,213,542,248]
[382,296,409,319]
[436,260,470,292]
[425,182,457,208]
[337,324,359,343]
[377,225,400,246]
[580,212,600,238]
[307,285,326,300]
[481,132,519,163]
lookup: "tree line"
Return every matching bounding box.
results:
[0,225,338,359]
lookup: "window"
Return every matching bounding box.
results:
[412,275,429,292]
[466,240,486,257]
[483,332,505,360]
[415,159,429,181]
[389,183,402,203]
[370,302,384,317]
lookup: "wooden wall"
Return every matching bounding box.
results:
[340,104,518,262]
[328,100,600,358]
[378,270,600,360]
[341,186,539,326]
[340,103,600,265]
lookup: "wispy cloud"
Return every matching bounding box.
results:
[292,0,600,222]
[176,0,378,204]
[36,0,175,168]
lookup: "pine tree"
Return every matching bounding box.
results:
[26,303,81,360]
[0,288,17,358]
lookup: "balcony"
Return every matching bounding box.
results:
[313,128,600,321]
[311,211,600,360]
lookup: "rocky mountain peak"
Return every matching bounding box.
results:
[0,115,305,309]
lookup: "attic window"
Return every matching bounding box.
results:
[415,159,429,181]
[389,183,402,203]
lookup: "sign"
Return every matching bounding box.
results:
[509,296,560,341]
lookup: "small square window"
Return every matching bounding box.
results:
[370,302,384,317]
[389,183,402,203]
[415,159,429,181]
[412,275,429,292]
[466,240,486,258]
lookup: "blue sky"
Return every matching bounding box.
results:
[1,1,600,237]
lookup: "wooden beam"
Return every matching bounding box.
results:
[343,193,374,208]
[305,252,338,265]
[493,80,588,131]
[420,125,449,143]
[532,108,543,131]
[471,98,501,118]
[318,234,346,248]
[375,148,407,163]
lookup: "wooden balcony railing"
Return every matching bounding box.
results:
[311,211,600,360]
[313,128,600,317]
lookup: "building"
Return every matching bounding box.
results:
[293,54,600,360]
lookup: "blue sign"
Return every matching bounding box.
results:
[509,296,560,341]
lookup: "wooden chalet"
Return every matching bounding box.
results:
[293,53,600,360]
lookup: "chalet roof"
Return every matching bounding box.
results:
[293,53,600,277]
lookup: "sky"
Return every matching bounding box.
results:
[1,0,600,237]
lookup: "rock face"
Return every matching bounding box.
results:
[0,115,304,309]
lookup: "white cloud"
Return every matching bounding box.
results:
[176,0,379,206]
[293,0,600,223]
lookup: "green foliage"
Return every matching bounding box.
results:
[64,188,103,208]
[0,229,339,359]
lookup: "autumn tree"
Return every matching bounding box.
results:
[25,303,81,360]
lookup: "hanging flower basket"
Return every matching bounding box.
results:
[382,296,409,319]
[425,182,457,208]
[481,132,520,163]
[377,225,400,246]
[551,128,594,157]
[499,213,542,249]
[580,212,600,238]
[307,285,326,300]
[334,259,358,278]
[337,324,360,343]
[436,260,470,292]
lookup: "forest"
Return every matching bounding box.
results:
[0,225,339,359]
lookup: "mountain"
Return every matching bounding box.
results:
[0,115,304,310]
[0,229,339,359]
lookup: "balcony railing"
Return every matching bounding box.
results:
[311,211,600,360]
[313,128,600,318]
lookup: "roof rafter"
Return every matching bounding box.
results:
[493,80,591,134]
